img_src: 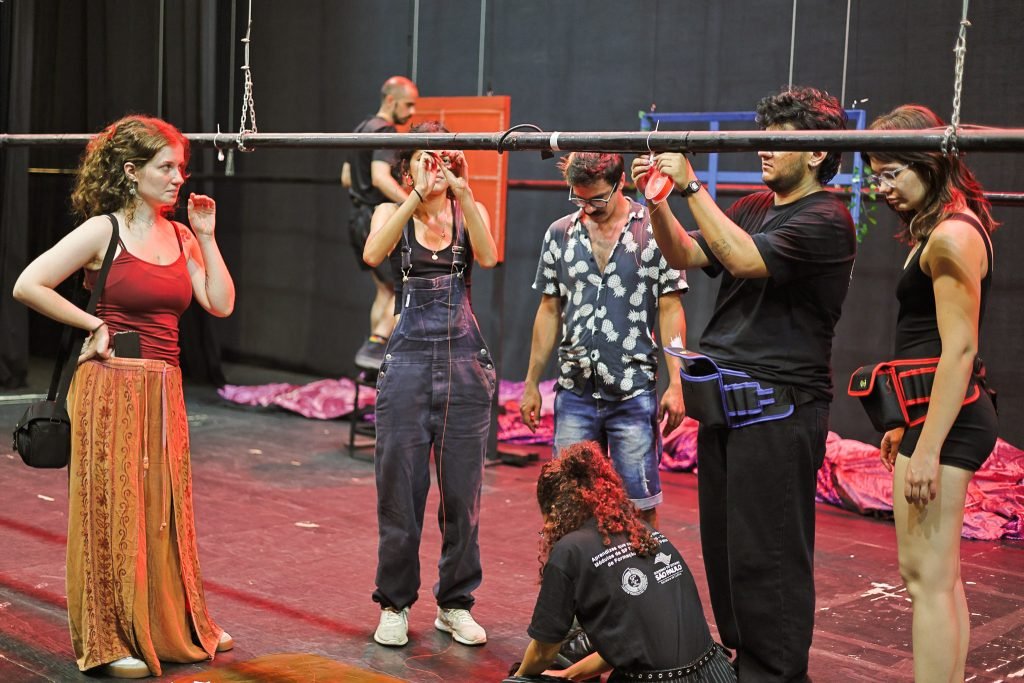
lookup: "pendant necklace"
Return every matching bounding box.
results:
[432,229,448,262]
[428,213,451,260]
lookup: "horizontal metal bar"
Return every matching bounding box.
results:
[22,168,1024,205]
[4,128,1024,152]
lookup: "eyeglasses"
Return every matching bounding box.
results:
[569,181,618,209]
[867,164,910,189]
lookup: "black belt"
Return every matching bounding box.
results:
[619,643,720,681]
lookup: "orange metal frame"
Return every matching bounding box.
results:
[406,96,511,262]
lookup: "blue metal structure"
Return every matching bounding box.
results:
[639,109,867,226]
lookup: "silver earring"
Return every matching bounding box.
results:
[129,185,136,196]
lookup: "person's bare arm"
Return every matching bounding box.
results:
[902,220,986,504]
[371,160,409,204]
[13,215,111,331]
[364,156,435,267]
[182,193,235,317]
[13,215,115,360]
[341,161,352,189]
[514,639,563,677]
[657,292,686,435]
[438,152,498,268]
[659,153,769,277]
[630,156,709,270]
[520,295,562,432]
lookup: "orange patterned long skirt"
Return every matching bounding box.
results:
[66,358,222,675]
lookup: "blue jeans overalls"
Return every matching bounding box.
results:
[372,219,495,611]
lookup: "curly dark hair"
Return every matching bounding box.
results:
[397,120,449,179]
[755,86,847,184]
[70,115,189,220]
[866,104,997,242]
[536,441,658,577]
[558,152,623,189]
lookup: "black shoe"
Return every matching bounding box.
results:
[355,335,388,370]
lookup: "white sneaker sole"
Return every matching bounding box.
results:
[373,632,408,647]
[434,617,486,645]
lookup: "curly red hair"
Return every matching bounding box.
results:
[71,115,189,220]
[536,441,657,576]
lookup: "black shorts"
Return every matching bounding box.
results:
[900,389,998,472]
[349,204,394,285]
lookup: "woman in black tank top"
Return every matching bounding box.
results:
[361,121,499,648]
[866,105,999,682]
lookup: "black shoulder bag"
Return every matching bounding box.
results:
[12,215,120,468]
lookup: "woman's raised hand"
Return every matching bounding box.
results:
[414,153,436,196]
[187,193,217,237]
[439,151,471,200]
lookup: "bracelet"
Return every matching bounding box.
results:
[412,188,425,203]
[90,321,106,334]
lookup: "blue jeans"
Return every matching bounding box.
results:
[553,388,663,509]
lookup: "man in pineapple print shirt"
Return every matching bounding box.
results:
[520,152,687,527]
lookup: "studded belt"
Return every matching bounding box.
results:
[618,642,720,681]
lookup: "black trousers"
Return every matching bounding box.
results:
[697,399,829,682]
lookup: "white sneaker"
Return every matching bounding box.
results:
[434,607,487,645]
[374,607,410,647]
[217,630,234,651]
[105,656,150,679]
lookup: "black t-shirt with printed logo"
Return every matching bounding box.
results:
[527,519,712,671]
[691,190,856,401]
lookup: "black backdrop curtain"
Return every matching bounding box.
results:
[0,0,226,385]
[0,0,33,388]
[2,0,1022,445]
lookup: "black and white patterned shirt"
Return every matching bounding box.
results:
[533,198,687,401]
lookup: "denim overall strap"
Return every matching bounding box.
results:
[450,198,466,276]
[400,218,413,282]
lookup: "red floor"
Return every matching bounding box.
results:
[1,379,1022,682]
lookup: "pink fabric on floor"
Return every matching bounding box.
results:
[659,420,1023,541]
[218,382,298,407]
[661,417,701,472]
[217,378,375,420]
[219,378,1023,539]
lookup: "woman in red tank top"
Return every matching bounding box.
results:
[13,115,236,679]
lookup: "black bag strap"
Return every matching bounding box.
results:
[47,214,120,405]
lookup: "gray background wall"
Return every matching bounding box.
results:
[2,0,1022,445]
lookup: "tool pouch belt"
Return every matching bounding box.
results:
[667,348,796,429]
[847,356,987,432]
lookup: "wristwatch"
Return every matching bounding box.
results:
[680,179,702,197]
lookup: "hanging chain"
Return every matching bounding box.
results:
[237,0,258,152]
[942,0,971,157]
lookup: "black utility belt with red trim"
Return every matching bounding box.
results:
[848,357,992,432]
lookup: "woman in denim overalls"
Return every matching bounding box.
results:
[362,121,498,648]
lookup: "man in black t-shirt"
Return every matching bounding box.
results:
[631,87,856,682]
[341,75,418,370]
